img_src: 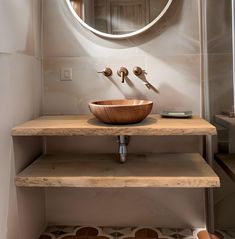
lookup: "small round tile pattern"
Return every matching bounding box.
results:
[39,226,211,239]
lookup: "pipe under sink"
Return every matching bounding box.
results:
[118,135,129,163]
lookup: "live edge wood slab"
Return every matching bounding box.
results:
[15,153,220,188]
[11,114,216,136]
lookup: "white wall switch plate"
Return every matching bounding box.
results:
[60,68,72,81]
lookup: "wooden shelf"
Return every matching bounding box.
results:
[215,154,235,182]
[11,114,216,136]
[15,153,220,188]
[215,114,235,127]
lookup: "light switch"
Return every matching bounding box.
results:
[60,68,72,81]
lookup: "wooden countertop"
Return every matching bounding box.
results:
[15,153,220,188]
[12,114,216,136]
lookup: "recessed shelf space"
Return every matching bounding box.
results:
[15,153,220,188]
[215,154,235,182]
[11,114,216,136]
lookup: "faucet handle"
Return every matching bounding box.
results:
[133,66,143,76]
[98,67,112,77]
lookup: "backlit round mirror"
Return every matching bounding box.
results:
[66,0,173,39]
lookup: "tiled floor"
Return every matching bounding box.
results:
[39,226,208,239]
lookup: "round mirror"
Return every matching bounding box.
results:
[66,0,173,39]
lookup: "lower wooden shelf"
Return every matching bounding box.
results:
[215,154,235,182]
[15,153,219,188]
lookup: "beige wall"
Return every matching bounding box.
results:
[42,0,207,228]
[43,0,201,115]
[0,0,45,238]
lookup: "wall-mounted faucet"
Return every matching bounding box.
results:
[98,67,113,77]
[117,67,128,83]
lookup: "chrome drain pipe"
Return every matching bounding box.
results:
[118,135,129,163]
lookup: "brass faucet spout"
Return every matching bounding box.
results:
[117,67,128,83]
[121,71,124,83]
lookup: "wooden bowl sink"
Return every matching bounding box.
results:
[89,99,153,124]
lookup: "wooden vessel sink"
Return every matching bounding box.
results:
[89,99,153,124]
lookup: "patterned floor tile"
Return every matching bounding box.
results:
[38,226,209,239]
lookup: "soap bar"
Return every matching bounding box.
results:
[168,112,186,116]
[160,111,193,118]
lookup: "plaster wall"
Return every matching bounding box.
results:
[0,0,44,238]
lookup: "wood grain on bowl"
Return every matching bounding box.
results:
[89,99,153,124]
